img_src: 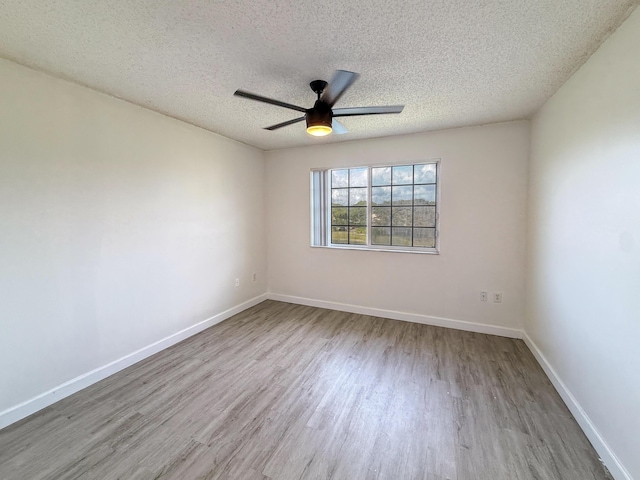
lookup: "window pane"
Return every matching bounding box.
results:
[372,207,391,226]
[350,167,367,187]
[392,185,412,205]
[392,227,412,246]
[331,169,349,188]
[372,227,391,245]
[372,167,391,186]
[331,226,348,244]
[372,186,391,206]
[414,164,436,184]
[331,207,348,225]
[414,206,436,227]
[414,228,436,247]
[392,206,412,226]
[332,189,349,206]
[349,207,367,226]
[414,184,436,205]
[392,165,413,184]
[349,187,367,206]
[349,226,367,245]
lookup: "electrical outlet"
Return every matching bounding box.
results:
[235,278,240,287]
[493,292,503,304]
[252,272,257,282]
[481,291,488,302]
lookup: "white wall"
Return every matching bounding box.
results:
[0,58,267,418]
[525,7,640,480]
[266,121,529,334]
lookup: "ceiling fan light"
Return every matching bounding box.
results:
[306,124,332,136]
[306,108,333,137]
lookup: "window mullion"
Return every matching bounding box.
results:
[367,167,372,246]
[347,169,351,244]
[411,164,415,247]
[326,170,331,245]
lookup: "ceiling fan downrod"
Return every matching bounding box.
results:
[309,80,328,100]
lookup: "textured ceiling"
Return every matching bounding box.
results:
[0,0,636,150]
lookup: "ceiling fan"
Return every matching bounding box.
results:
[234,70,404,137]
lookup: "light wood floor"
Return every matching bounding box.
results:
[0,300,611,480]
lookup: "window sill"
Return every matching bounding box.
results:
[310,245,439,255]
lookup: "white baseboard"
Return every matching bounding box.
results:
[522,333,631,480]
[0,293,268,431]
[267,293,522,339]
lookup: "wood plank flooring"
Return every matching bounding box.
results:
[0,300,611,479]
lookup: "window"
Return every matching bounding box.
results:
[330,167,368,245]
[311,161,439,253]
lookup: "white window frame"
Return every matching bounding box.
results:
[310,160,440,254]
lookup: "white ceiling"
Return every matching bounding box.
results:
[0,0,636,151]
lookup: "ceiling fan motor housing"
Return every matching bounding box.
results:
[306,100,333,129]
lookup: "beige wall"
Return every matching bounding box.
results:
[0,58,267,415]
[526,7,640,479]
[266,121,529,333]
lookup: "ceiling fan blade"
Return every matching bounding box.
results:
[332,119,348,135]
[264,116,306,131]
[234,90,307,113]
[333,105,404,117]
[321,70,360,107]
